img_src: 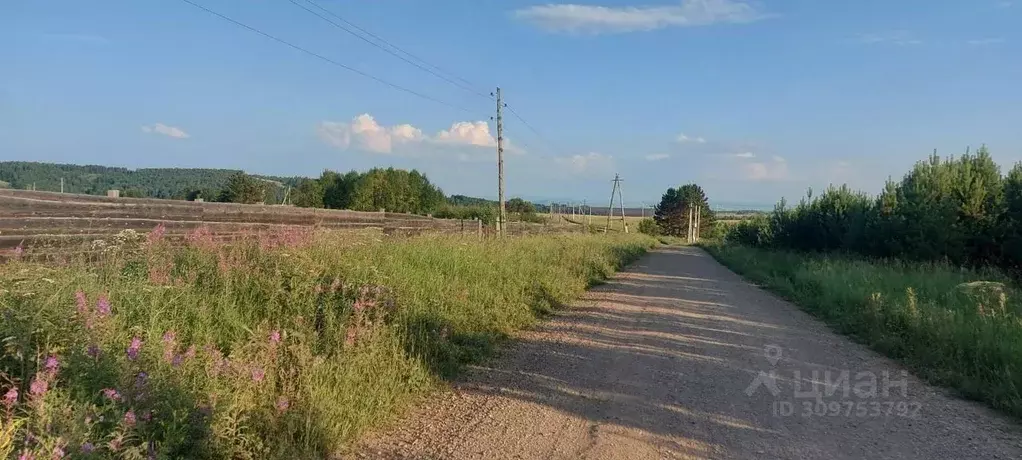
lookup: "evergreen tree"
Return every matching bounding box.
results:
[653,184,714,238]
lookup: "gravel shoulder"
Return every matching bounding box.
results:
[357,246,1022,459]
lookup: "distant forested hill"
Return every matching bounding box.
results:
[0,161,296,201]
[0,161,551,215]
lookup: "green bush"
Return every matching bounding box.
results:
[723,146,1022,269]
[637,218,661,236]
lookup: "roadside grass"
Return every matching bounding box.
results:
[0,230,655,458]
[703,243,1022,419]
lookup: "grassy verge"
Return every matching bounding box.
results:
[0,230,656,458]
[703,243,1022,419]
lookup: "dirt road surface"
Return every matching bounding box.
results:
[357,246,1022,459]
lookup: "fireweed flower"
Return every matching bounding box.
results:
[52,444,65,458]
[44,356,60,373]
[96,295,111,317]
[102,388,121,401]
[17,450,33,460]
[148,223,166,245]
[269,330,281,345]
[171,354,183,367]
[75,291,88,314]
[276,396,290,413]
[162,331,177,362]
[29,376,48,397]
[184,345,196,360]
[251,367,265,383]
[123,410,137,427]
[3,387,17,407]
[127,337,143,361]
[80,443,95,454]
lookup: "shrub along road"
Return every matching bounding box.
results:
[357,246,1022,459]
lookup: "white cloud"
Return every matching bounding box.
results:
[856,31,922,46]
[318,114,508,158]
[514,0,769,34]
[645,153,670,161]
[734,152,755,158]
[554,152,614,175]
[737,154,787,181]
[141,123,189,139]
[435,121,497,147]
[677,133,707,144]
[967,38,1005,45]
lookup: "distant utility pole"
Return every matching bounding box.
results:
[687,205,694,243]
[60,178,64,193]
[494,87,506,238]
[607,174,626,233]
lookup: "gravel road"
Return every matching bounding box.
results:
[357,246,1022,459]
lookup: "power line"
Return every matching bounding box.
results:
[503,103,566,157]
[177,0,481,115]
[291,0,492,100]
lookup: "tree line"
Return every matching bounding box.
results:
[727,146,1022,270]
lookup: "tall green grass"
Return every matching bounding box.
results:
[0,230,655,458]
[705,243,1022,419]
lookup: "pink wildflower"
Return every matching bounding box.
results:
[52,444,65,459]
[80,443,95,454]
[147,223,166,245]
[184,345,196,360]
[162,330,176,362]
[127,337,143,361]
[12,245,23,259]
[123,410,137,427]
[276,395,290,413]
[29,376,48,397]
[75,291,88,315]
[3,387,17,407]
[269,330,281,345]
[17,450,33,460]
[44,355,59,373]
[102,388,121,401]
[251,367,265,383]
[95,295,111,317]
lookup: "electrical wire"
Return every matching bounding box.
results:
[292,0,492,99]
[503,103,565,158]
[177,0,482,115]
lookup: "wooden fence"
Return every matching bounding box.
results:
[0,189,485,250]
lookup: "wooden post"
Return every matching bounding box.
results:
[477,218,482,239]
[694,205,700,242]
[687,206,693,243]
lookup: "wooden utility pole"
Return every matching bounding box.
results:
[495,87,506,238]
[694,205,700,242]
[687,206,694,243]
[607,174,625,233]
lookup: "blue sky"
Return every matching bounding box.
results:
[3,0,1021,207]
